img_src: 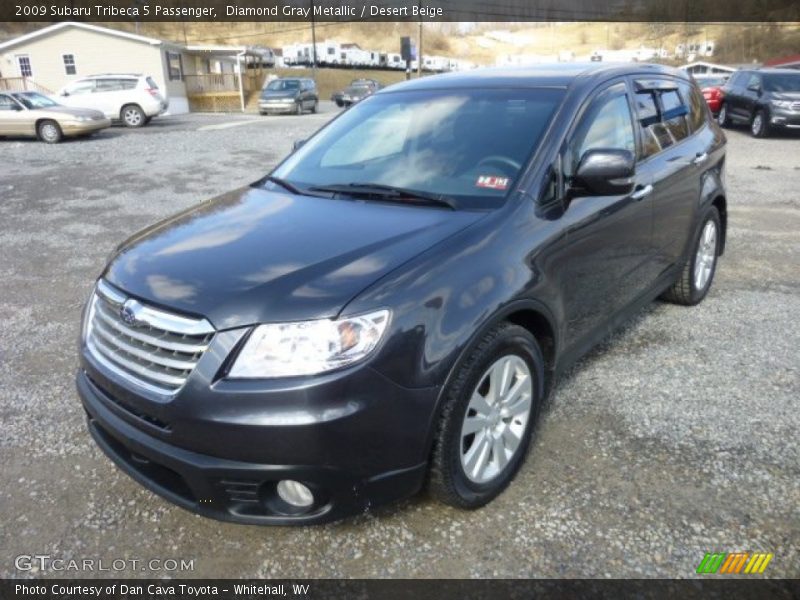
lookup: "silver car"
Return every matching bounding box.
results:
[0,91,110,143]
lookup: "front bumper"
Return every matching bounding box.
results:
[61,118,111,135]
[769,107,800,129]
[259,101,298,114]
[76,348,438,524]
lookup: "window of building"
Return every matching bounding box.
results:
[16,55,32,77]
[62,54,76,75]
[166,52,183,81]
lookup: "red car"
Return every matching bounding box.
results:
[696,76,730,115]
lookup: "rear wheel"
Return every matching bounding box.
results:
[37,120,62,144]
[121,104,145,128]
[750,110,769,138]
[661,207,721,306]
[717,103,731,127]
[429,323,543,509]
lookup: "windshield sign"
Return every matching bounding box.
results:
[273,88,564,209]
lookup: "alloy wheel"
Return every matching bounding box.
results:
[124,108,143,126]
[694,220,717,290]
[751,113,763,136]
[460,355,532,484]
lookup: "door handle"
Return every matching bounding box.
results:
[631,184,653,200]
[693,152,709,165]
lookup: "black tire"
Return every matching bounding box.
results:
[717,103,731,128]
[750,109,769,138]
[121,104,145,128]
[311,100,318,114]
[335,99,344,108]
[429,322,544,509]
[37,120,62,144]
[661,206,721,306]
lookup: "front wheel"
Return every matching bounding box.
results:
[37,120,62,143]
[429,323,543,509]
[751,109,769,138]
[661,207,721,306]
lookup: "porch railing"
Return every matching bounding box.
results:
[0,77,55,94]
[184,73,262,94]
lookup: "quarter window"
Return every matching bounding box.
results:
[62,54,76,75]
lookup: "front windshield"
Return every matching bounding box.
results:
[11,92,59,109]
[272,88,564,209]
[266,79,300,91]
[763,74,800,93]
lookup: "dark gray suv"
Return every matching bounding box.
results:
[718,68,800,137]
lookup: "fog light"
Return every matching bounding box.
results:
[276,480,314,508]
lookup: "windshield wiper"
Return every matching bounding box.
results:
[255,175,303,195]
[308,183,456,210]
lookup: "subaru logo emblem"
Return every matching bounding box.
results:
[120,300,138,326]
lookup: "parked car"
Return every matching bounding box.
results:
[331,79,381,107]
[718,68,800,137]
[0,91,110,143]
[259,78,318,115]
[77,64,727,525]
[57,74,168,128]
[694,75,729,115]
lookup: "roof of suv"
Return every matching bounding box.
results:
[383,63,689,93]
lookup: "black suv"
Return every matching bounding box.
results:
[718,68,800,137]
[77,64,727,525]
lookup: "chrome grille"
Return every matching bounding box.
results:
[85,280,214,395]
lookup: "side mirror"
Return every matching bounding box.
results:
[747,83,761,93]
[292,139,306,151]
[572,149,635,196]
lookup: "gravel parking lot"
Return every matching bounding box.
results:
[1,107,798,579]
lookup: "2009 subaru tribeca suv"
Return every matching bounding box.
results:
[77,64,727,525]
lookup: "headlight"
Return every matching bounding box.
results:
[228,309,391,378]
[73,115,91,122]
[771,99,793,109]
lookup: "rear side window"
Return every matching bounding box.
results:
[660,89,689,141]
[635,84,691,160]
[65,79,95,95]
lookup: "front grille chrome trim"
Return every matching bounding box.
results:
[86,280,215,396]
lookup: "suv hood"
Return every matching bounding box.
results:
[104,187,484,329]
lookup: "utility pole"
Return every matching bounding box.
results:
[310,0,318,82]
[417,2,423,78]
